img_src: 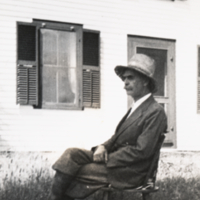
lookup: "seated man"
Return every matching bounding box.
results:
[50,54,167,200]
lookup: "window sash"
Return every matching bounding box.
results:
[36,21,83,110]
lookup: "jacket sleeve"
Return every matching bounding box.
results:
[106,109,167,168]
[101,134,116,151]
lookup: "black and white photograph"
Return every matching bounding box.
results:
[0,0,200,199]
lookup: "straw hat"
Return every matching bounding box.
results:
[115,54,157,93]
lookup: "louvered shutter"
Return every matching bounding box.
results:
[198,46,200,113]
[17,22,39,105]
[83,30,100,108]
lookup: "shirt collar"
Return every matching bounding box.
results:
[127,93,152,119]
[131,93,152,109]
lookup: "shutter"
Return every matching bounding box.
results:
[83,69,100,108]
[198,46,200,113]
[17,22,39,105]
[92,70,100,107]
[83,30,100,108]
[83,70,92,107]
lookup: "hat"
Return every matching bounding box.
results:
[115,54,157,93]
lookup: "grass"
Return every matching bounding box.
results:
[1,151,200,200]
[0,152,54,200]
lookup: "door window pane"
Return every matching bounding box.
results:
[137,47,167,97]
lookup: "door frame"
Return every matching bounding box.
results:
[127,35,176,148]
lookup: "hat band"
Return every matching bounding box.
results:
[129,65,153,77]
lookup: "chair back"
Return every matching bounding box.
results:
[142,133,165,186]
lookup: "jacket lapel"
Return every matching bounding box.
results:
[115,108,132,133]
[116,95,155,137]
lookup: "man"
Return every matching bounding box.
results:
[50,54,167,200]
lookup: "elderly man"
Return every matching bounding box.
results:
[50,54,167,200]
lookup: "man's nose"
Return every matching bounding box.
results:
[124,78,129,85]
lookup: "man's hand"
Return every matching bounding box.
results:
[93,145,108,163]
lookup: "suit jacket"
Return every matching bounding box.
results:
[103,95,167,189]
[53,95,167,192]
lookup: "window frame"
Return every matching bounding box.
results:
[34,20,83,110]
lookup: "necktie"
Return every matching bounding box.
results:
[125,107,132,120]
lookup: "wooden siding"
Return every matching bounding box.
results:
[0,0,200,151]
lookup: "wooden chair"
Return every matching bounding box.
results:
[101,133,166,200]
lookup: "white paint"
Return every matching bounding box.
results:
[0,0,200,151]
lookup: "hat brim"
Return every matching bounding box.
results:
[115,65,157,93]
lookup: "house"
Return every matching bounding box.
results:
[0,0,200,151]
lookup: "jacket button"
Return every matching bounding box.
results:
[126,142,129,145]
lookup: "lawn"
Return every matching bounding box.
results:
[1,151,200,200]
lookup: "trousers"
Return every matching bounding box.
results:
[52,148,109,199]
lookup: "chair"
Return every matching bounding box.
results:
[101,133,166,200]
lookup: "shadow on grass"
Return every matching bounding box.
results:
[2,177,200,200]
[0,177,52,200]
[151,177,200,200]
[86,177,200,200]
[2,152,200,200]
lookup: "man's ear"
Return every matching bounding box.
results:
[143,78,150,86]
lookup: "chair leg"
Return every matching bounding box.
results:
[142,193,152,200]
[103,191,110,200]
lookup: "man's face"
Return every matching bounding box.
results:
[122,69,147,101]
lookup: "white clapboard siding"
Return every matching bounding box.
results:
[0,0,200,151]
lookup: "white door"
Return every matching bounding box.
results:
[128,36,176,148]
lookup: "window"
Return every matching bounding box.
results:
[17,19,100,110]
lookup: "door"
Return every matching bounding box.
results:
[128,36,176,148]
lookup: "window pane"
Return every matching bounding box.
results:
[58,31,76,67]
[136,47,167,97]
[42,30,57,65]
[40,29,77,105]
[58,68,76,103]
[43,67,57,103]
